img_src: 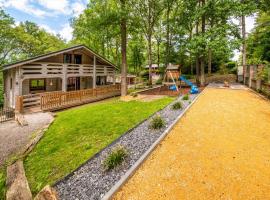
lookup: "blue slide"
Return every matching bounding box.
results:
[179,76,199,94]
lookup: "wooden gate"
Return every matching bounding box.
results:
[0,107,15,123]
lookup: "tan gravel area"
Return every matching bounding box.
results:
[113,88,270,200]
[0,112,53,166]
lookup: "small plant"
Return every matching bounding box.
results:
[171,101,182,110]
[103,146,128,170]
[149,115,165,130]
[131,93,138,98]
[182,94,189,101]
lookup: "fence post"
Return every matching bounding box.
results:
[15,96,23,113]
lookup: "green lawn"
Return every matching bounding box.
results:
[24,97,174,194]
[0,169,5,200]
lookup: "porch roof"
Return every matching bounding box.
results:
[2,45,118,71]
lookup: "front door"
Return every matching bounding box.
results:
[67,77,80,91]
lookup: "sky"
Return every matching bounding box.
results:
[0,0,89,41]
[1,0,256,61]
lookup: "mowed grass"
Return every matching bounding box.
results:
[0,169,5,200]
[24,97,174,194]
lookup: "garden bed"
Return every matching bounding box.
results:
[54,93,199,199]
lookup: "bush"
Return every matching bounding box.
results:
[130,93,138,98]
[171,101,182,110]
[182,94,189,101]
[156,77,163,85]
[103,146,128,170]
[149,115,165,130]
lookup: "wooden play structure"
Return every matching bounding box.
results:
[162,64,181,91]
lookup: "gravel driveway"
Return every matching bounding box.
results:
[0,112,53,166]
[113,88,270,199]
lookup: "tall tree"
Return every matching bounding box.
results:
[131,0,164,86]
[120,0,127,96]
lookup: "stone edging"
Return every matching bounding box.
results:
[101,89,205,200]
[247,88,270,102]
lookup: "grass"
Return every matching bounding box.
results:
[0,169,5,200]
[171,101,182,110]
[103,146,128,170]
[149,115,165,130]
[24,97,174,194]
[182,94,189,101]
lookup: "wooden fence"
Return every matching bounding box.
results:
[0,107,15,123]
[40,84,121,111]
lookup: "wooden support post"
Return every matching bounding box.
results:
[62,65,67,92]
[113,69,116,85]
[93,56,97,89]
[15,96,23,113]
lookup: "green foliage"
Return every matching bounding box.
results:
[0,9,66,65]
[103,146,128,170]
[149,115,165,130]
[247,11,270,64]
[171,101,182,110]
[182,94,189,101]
[24,97,173,194]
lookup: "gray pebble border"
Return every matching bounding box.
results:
[54,93,199,200]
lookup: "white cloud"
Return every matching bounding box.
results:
[71,1,86,17]
[59,23,73,41]
[3,0,48,17]
[37,0,70,14]
[40,24,57,35]
[2,0,87,18]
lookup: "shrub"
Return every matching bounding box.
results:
[171,101,182,110]
[149,115,165,130]
[103,146,128,170]
[182,94,189,101]
[131,93,138,98]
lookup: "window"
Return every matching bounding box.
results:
[63,54,72,63]
[74,54,82,64]
[30,79,45,91]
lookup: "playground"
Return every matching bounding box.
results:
[113,87,270,199]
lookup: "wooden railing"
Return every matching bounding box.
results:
[40,84,121,111]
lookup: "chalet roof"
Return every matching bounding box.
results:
[2,45,118,71]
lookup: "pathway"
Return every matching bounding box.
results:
[0,112,53,166]
[113,88,270,200]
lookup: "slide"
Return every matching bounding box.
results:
[179,76,199,94]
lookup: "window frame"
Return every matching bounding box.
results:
[29,79,46,92]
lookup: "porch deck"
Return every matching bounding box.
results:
[16,84,121,113]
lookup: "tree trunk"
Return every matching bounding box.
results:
[189,30,193,75]
[148,35,153,86]
[120,0,127,96]
[196,57,200,85]
[200,0,206,86]
[165,3,171,67]
[195,20,200,84]
[208,48,212,75]
[157,41,160,68]
[242,15,247,84]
